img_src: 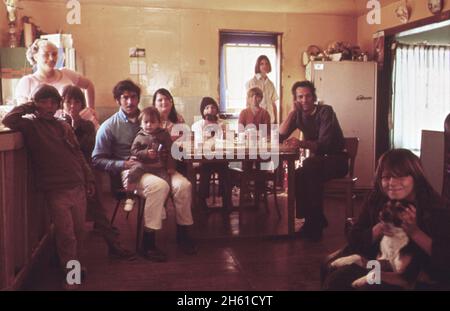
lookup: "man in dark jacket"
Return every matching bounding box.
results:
[279,80,348,241]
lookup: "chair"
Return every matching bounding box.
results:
[109,173,145,252]
[264,166,282,218]
[324,137,359,222]
[229,160,282,219]
[193,163,223,208]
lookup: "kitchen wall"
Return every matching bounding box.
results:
[357,0,450,56]
[1,1,357,123]
[0,4,7,47]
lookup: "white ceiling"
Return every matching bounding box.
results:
[36,0,399,16]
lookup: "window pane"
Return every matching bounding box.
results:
[223,45,276,113]
[392,44,450,154]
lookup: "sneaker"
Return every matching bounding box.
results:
[123,198,135,212]
[295,218,306,233]
[141,247,167,262]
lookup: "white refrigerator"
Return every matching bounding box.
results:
[306,61,377,189]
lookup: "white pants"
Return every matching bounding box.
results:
[136,171,193,230]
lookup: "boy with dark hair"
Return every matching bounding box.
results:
[2,84,95,288]
[61,85,135,260]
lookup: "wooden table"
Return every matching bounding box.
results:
[178,142,299,236]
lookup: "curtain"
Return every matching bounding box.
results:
[392,43,450,152]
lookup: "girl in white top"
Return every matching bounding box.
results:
[245,55,278,123]
[15,39,99,128]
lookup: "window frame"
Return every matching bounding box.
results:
[218,30,282,118]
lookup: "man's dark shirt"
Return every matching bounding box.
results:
[280,104,345,156]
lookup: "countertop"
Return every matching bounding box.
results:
[0,127,13,133]
[0,128,23,151]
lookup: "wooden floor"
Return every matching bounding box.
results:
[23,189,364,291]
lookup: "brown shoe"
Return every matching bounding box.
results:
[141,247,167,262]
[109,244,137,260]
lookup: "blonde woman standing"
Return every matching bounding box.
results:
[15,38,98,128]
